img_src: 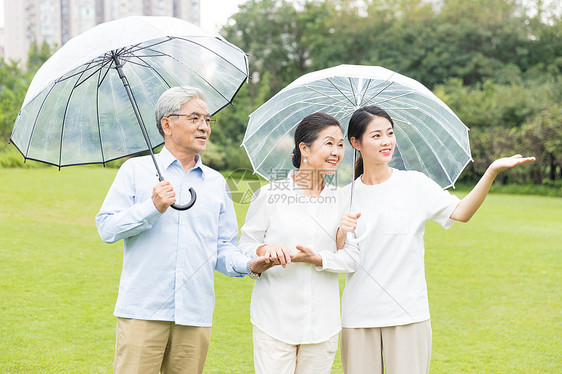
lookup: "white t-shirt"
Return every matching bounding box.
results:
[334,169,460,328]
[238,176,359,344]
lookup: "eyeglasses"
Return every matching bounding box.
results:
[168,112,216,127]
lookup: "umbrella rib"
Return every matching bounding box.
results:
[125,58,156,70]
[98,59,131,154]
[71,59,102,90]
[133,55,173,88]
[59,76,81,167]
[358,78,373,107]
[392,114,454,185]
[362,80,395,105]
[143,48,231,104]
[97,59,114,88]
[128,35,249,78]
[364,91,414,107]
[130,52,168,59]
[73,65,104,88]
[23,83,57,158]
[326,78,357,107]
[251,121,300,171]
[131,54,188,91]
[348,77,357,105]
[96,64,106,165]
[126,38,171,55]
[391,103,471,160]
[391,129,417,171]
[210,67,248,116]
[174,36,249,77]
[55,61,102,84]
[304,86,357,107]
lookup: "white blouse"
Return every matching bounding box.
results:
[238,176,359,344]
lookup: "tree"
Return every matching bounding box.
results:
[27,41,56,73]
[521,105,562,182]
[0,61,29,148]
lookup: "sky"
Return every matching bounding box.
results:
[0,0,247,32]
[201,0,246,33]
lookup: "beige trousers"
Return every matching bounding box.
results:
[114,317,211,374]
[253,326,339,374]
[341,320,432,374]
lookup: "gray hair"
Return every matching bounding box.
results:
[154,86,206,137]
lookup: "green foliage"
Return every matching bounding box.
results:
[0,61,29,147]
[434,76,561,183]
[200,139,227,170]
[520,104,562,182]
[0,40,57,156]
[27,40,57,73]
[0,146,47,168]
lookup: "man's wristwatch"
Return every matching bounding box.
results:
[246,260,261,279]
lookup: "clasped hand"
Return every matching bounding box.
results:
[256,243,322,267]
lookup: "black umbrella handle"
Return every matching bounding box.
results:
[171,187,197,211]
[156,174,197,211]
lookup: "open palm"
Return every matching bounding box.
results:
[489,154,535,174]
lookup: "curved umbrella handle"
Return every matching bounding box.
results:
[170,187,197,211]
[346,222,373,244]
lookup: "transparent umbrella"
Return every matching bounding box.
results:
[243,64,471,189]
[10,16,249,210]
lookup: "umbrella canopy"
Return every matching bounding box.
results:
[242,64,472,189]
[10,16,249,168]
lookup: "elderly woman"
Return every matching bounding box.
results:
[238,112,359,374]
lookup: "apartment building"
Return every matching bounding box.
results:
[3,0,200,64]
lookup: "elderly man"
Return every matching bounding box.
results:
[96,86,272,374]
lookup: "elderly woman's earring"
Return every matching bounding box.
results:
[304,157,307,163]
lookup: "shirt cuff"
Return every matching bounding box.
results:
[233,255,251,276]
[315,251,329,272]
[139,198,162,224]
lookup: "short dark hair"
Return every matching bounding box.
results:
[292,112,341,168]
[348,105,394,178]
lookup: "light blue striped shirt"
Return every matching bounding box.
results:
[96,147,250,326]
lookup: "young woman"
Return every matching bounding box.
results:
[238,112,359,374]
[297,105,534,373]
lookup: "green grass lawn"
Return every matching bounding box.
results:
[0,167,560,373]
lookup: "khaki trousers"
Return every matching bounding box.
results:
[114,318,211,374]
[341,320,432,374]
[253,326,339,374]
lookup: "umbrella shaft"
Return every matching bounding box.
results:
[112,53,164,182]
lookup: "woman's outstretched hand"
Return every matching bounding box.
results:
[450,154,535,223]
[488,154,535,176]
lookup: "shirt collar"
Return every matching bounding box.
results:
[158,146,206,179]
